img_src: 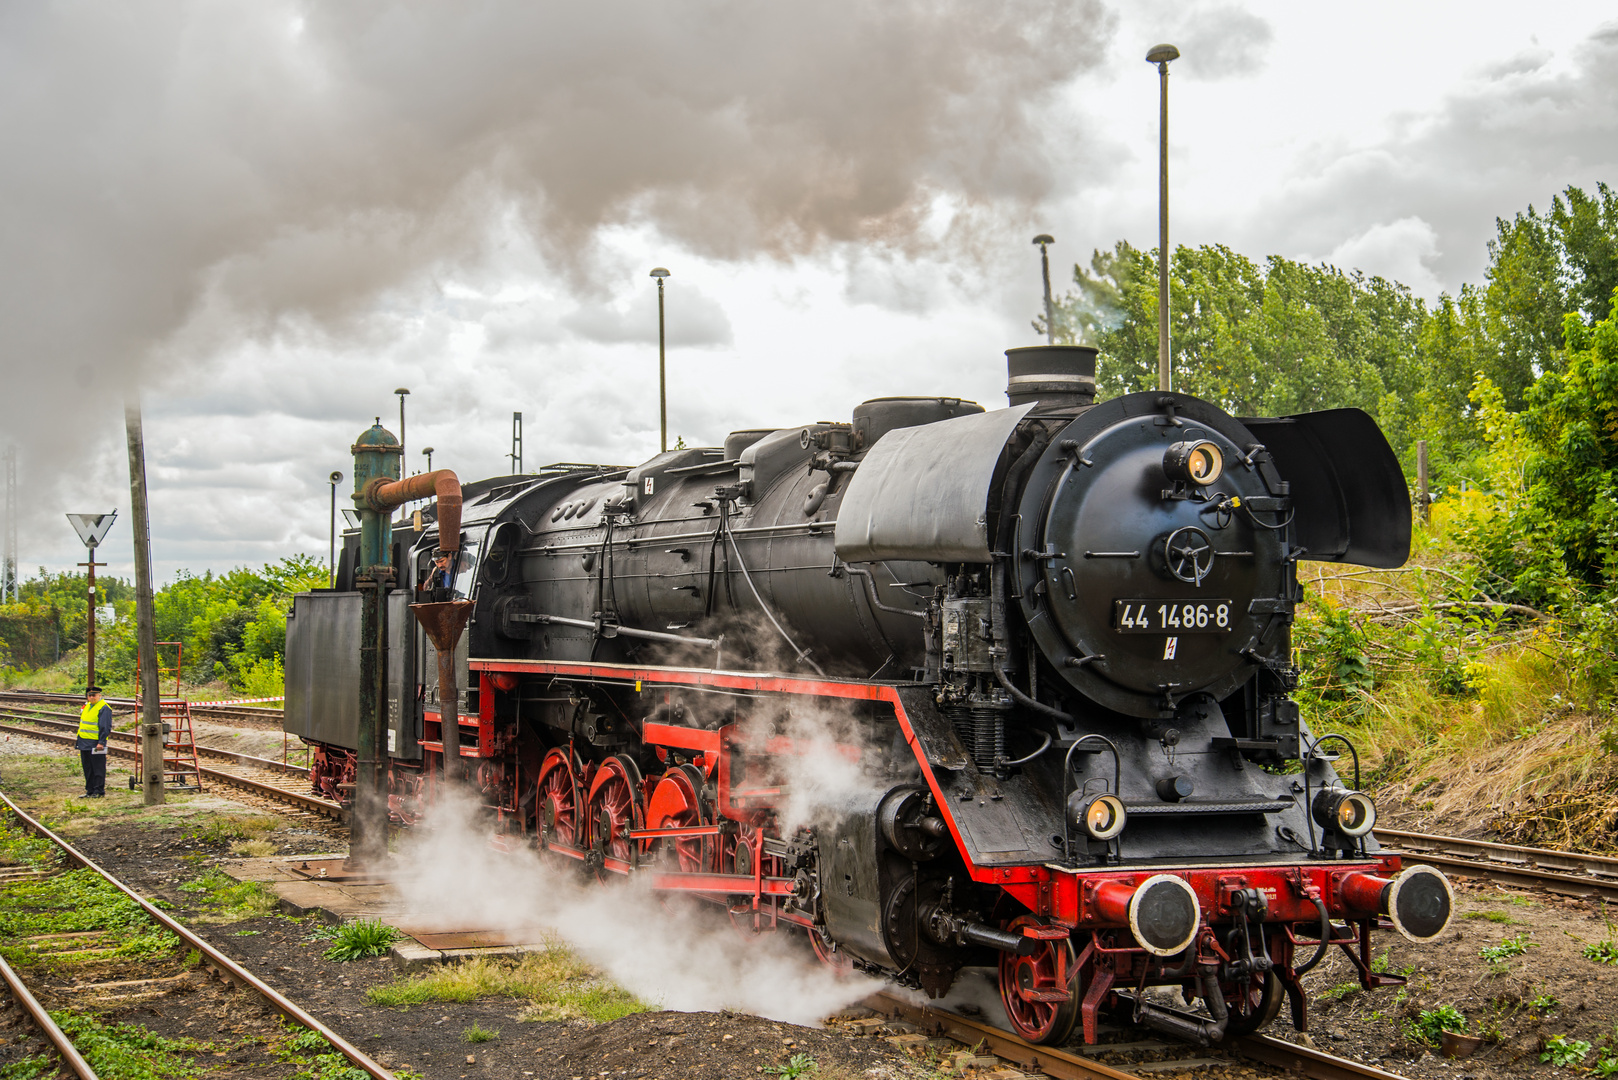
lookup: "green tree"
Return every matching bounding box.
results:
[1477,183,1618,409]
[1516,298,1618,588]
[1048,241,1408,419]
[1549,183,1618,332]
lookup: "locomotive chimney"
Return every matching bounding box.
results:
[1004,345,1097,413]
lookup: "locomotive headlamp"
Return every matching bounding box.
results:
[1069,791,1127,841]
[1163,440,1223,486]
[1312,787,1377,838]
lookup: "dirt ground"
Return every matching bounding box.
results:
[1293,875,1618,1078]
[3,734,1616,1079]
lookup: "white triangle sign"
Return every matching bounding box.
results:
[66,512,117,549]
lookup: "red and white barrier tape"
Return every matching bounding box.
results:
[196,696,285,706]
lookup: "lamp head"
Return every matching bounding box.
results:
[1146,43,1180,65]
[394,387,410,396]
[421,446,434,456]
[1032,234,1054,247]
[649,267,670,279]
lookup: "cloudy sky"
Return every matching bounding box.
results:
[3,0,1615,585]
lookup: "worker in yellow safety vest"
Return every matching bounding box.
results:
[77,686,112,798]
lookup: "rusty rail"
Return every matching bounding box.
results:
[0,708,307,776]
[0,950,99,1079]
[865,993,1135,1080]
[866,992,1411,1080]
[0,791,389,1080]
[1375,828,1618,903]
[0,691,284,725]
[0,722,343,821]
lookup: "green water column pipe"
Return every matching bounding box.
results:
[349,419,399,869]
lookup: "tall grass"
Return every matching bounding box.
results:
[1293,508,1618,851]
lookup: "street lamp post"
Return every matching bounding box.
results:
[650,267,670,452]
[65,513,117,689]
[328,471,343,588]
[394,388,410,472]
[422,446,434,473]
[1147,43,1180,393]
[1033,235,1055,343]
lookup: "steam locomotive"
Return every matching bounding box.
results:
[286,344,1452,1045]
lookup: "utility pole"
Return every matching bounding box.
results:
[2,443,17,605]
[124,401,165,805]
[1417,440,1430,523]
[66,512,115,688]
[1033,235,1055,343]
[1148,43,1180,392]
[650,267,670,452]
[509,413,522,473]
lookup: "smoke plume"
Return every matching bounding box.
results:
[0,0,1110,517]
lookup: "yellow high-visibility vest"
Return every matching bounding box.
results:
[78,702,104,741]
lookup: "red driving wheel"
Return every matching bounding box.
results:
[807,923,853,972]
[535,748,579,851]
[585,755,644,881]
[644,766,709,872]
[998,915,1081,1045]
[721,827,776,935]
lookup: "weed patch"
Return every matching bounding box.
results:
[176,868,280,921]
[272,1024,368,1080]
[1582,938,1618,964]
[51,1012,209,1080]
[1320,982,1361,1002]
[1406,1005,1467,1046]
[1478,934,1536,962]
[462,1023,498,1044]
[1461,910,1521,924]
[764,1054,819,1078]
[368,949,644,1023]
[1541,1034,1592,1068]
[0,867,154,938]
[187,815,275,845]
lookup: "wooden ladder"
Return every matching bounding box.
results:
[160,699,203,792]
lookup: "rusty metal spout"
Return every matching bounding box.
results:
[366,469,462,552]
[412,599,474,782]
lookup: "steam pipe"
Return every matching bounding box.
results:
[364,469,463,552]
[361,466,469,787]
[1130,967,1228,1047]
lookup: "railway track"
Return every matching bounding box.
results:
[0,705,307,777]
[1374,827,1618,902]
[0,789,391,1080]
[0,710,344,823]
[864,991,1406,1080]
[0,936,97,1079]
[0,690,285,726]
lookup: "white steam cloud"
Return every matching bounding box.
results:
[391,790,879,1025]
[0,0,1112,537]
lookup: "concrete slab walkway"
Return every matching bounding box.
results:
[223,852,550,971]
